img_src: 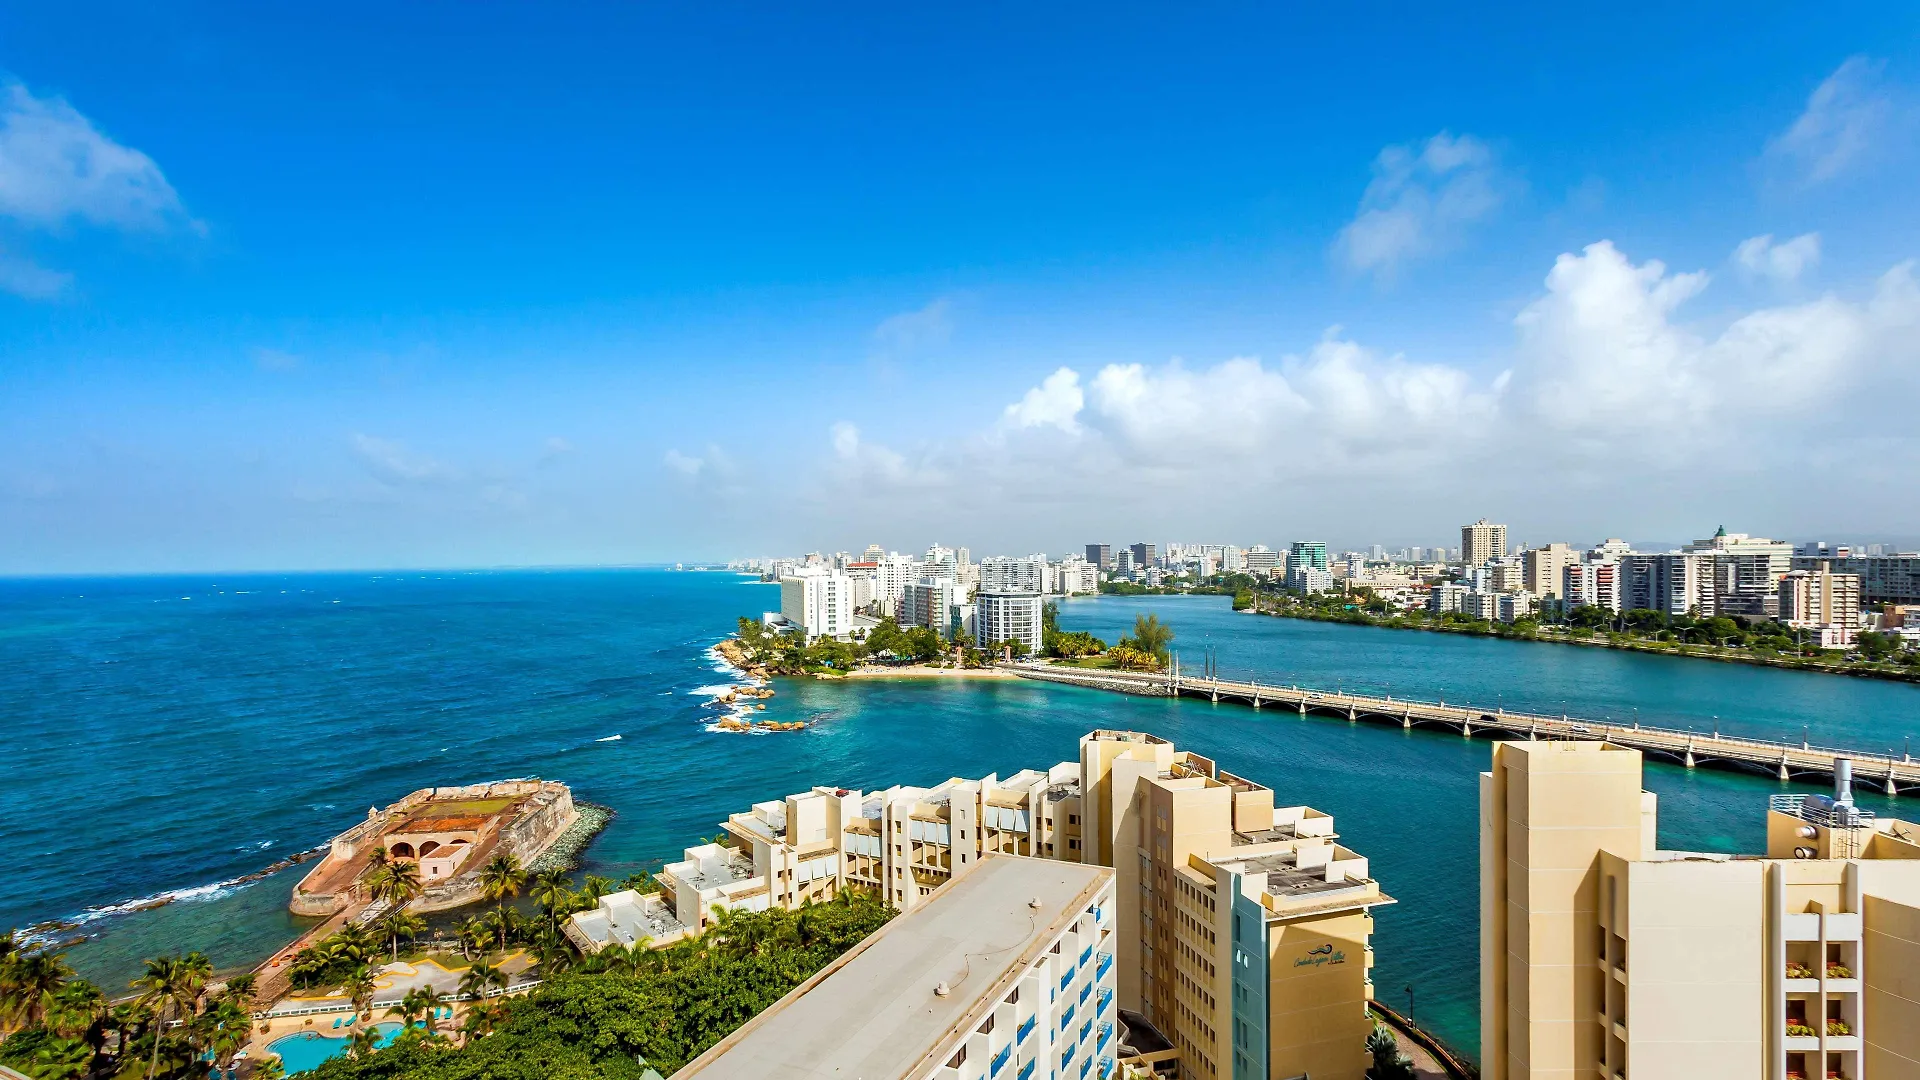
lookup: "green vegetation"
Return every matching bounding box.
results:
[1041,602,1107,659]
[733,615,943,674]
[304,891,894,1080]
[0,930,254,1080]
[1242,582,1920,681]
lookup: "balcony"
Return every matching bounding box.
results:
[1079,980,1093,1004]
[1017,1016,1035,1044]
[1017,1061,1034,1080]
[1080,1019,1092,1044]
[1080,945,1093,967]
[1061,1003,1076,1032]
[1096,952,1114,981]
[1097,988,1113,1015]
[1097,1021,1113,1052]
[991,1044,1012,1077]
[1060,968,1075,992]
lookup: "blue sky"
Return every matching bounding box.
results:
[4,5,1919,571]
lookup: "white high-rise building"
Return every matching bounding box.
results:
[779,568,856,640]
[1462,519,1508,568]
[977,593,1044,655]
[979,556,1045,594]
[875,554,920,615]
[1057,558,1100,596]
[1563,560,1623,613]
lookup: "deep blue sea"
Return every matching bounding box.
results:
[4,570,1917,1056]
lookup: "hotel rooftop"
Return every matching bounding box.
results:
[675,854,1114,1080]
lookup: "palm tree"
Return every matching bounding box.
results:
[417,986,447,1036]
[342,964,377,1022]
[459,1000,502,1040]
[529,868,573,934]
[30,1035,92,1080]
[379,908,426,962]
[254,1055,287,1080]
[479,854,527,954]
[45,980,105,1042]
[580,875,615,904]
[387,987,428,1028]
[455,916,489,961]
[458,961,505,1002]
[384,860,423,907]
[131,952,210,1080]
[347,1025,382,1059]
[4,947,72,1030]
[197,998,252,1077]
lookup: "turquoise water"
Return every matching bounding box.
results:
[266,1022,402,1074]
[3,571,1915,1056]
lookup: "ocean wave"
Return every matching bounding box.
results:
[595,734,623,743]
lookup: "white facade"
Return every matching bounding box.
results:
[1057,558,1100,596]
[1286,564,1334,593]
[779,569,857,639]
[980,555,1046,594]
[978,592,1045,656]
[1564,560,1623,613]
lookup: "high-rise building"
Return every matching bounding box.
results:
[1129,542,1158,568]
[1086,544,1113,571]
[778,568,856,639]
[1563,560,1622,613]
[1462,519,1509,568]
[979,555,1045,594]
[1080,732,1389,1080]
[862,543,887,562]
[1521,543,1577,600]
[1792,553,1920,606]
[674,854,1118,1080]
[1620,552,1708,616]
[1481,741,1920,1080]
[1687,528,1795,617]
[1288,541,1329,571]
[977,593,1044,655]
[1057,557,1100,596]
[901,577,971,637]
[1779,567,1864,634]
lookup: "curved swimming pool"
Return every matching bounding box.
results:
[265,1021,402,1074]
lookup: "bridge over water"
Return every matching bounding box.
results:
[1008,662,1919,793]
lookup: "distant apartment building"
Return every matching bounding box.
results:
[779,568,856,639]
[902,577,972,638]
[1462,519,1509,568]
[1242,546,1283,575]
[1563,560,1623,613]
[1086,544,1114,571]
[1288,541,1330,571]
[1482,740,1920,1080]
[980,555,1045,594]
[1287,564,1335,594]
[1688,527,1795,617]
[1428,583,1471,615]
[874,554,921,616]
[1130,542,1158,569]
[1057,557,1100,596]
[1521,543,1576,600]
[1589,537,1634,560]
[1621,552,1708,616]
[1792,553,1920,606]
[581,731,1391,1080]
[1487,558,1526,594]
[674,854,1119,1080]
[1779,567,1865,647]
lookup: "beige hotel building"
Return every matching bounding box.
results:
[1483,740,1920,1080]
[572,730,1394,1080]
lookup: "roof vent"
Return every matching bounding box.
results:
[1029,897,1043,909]
[933,982,951,997]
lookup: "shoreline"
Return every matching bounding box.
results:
[841,664,1019,680]
[1240,604,1920,685]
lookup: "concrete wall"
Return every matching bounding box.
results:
[1266,909,1374,1080]
[1621,860,1765,1080]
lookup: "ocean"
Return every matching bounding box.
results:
[3,569,1916,1055]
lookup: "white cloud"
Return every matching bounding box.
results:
[1002,367,1084,433]
[1765,56,1893,185]
[0,80,188,229]
[349,434,453,484]
[663,449,704,477]
[1335,132,1505,279]
[0,247,70,298]
[1734,233,1821,283]
[873,298,953,354]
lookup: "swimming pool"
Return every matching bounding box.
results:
[264,1022,403,1074]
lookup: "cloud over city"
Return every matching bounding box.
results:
[1334,132,1508,280]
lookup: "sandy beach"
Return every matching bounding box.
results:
[843,664,1022,680]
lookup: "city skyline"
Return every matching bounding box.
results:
[5,7,1920,573]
